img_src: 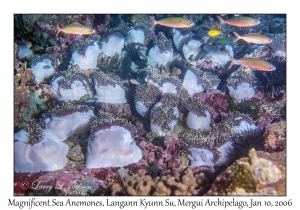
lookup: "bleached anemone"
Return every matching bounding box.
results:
[43,103,95,141]
[182,97,211,130]
[86,114,142,168]
[14,120,68,173]
[182,38,202,61]
[188,148,215,167]
[28,54,56,83]
[101,32,125,57]
[18,44,32,59]
[228,82,255,103]
[71,41,101,70]
[147,45,173,67]
[92,71,127,104]
[180,122,239,168]
[150,93,180,136]
[183,68,220,96]
[203,44,233,65]
[173,28,193,51]
[159,77,182,94]
[125,28,145,44]
[51,71,93,102]
[134,84,162,118]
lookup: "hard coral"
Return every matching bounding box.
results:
[14,63,34,128]
[111,169,209,195]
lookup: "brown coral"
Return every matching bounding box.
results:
[111,169,209,196]
[14,63,34,128]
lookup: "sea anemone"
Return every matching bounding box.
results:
[182,97,211,130]
[180,121,240,168]
[150,94,180,136]
[172,28,193,51]
[101,31,125,57]
[159,77,182,94]
[125,27,145,45]
[183,68,220,96]
[203,44,233,65]
[71,41,101,70]
[27,54,56,83]
[182,37,202,61]
[14,119,69,173]
[254,56,286,98]
[42,102,95,141]
[134,83,162,118]
[147,45,173,67]
[51,71,94,102]
[228,82,255,103]
[86,115,142,168]
[92,70,127,104]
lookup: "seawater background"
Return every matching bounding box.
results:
[4,0,300,209]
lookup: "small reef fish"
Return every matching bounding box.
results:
[234,116,243,120]
[249,104,256,110]
[149,16,194,31]
[228,54,276,71]
[244,67,251,73]
[86,98,97,103]
[207,27,222,37]
[217,15,260,28]
[145,78,149,83]
[189,61,196,66]
[171,67,181,76]
[56,23,95,37]
[130,79,140,85]
[209,36,235,45]
[233,32,272,44]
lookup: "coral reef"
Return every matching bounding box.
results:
[13,14,286,196]
[206,148,285,195]
[264,120,286,151]
[195,89,228,121]
[14,63,34,128]
[112,169,209,195]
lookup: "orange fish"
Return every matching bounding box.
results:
[217,15,260,28]
[233,32,272,44]
[130,79,140,85]
[228,54,276,71]
[149,16,194,31]
[56,23,95,37]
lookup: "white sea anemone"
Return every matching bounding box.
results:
[101,32,125,56]
[86,125,142,168]
[72,42,101,70]
[31,58,54,83]
[186,111,211,130]
[14,129,68,173]
[125,28,145,44]
[183,70,204,96]
[182,39,202,61]
[147,45,173,67]
[228,82,255,103]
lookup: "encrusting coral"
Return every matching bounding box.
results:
[14,63,34,128]
[111,169,209,195]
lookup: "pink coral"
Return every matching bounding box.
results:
[195,89,228,121]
